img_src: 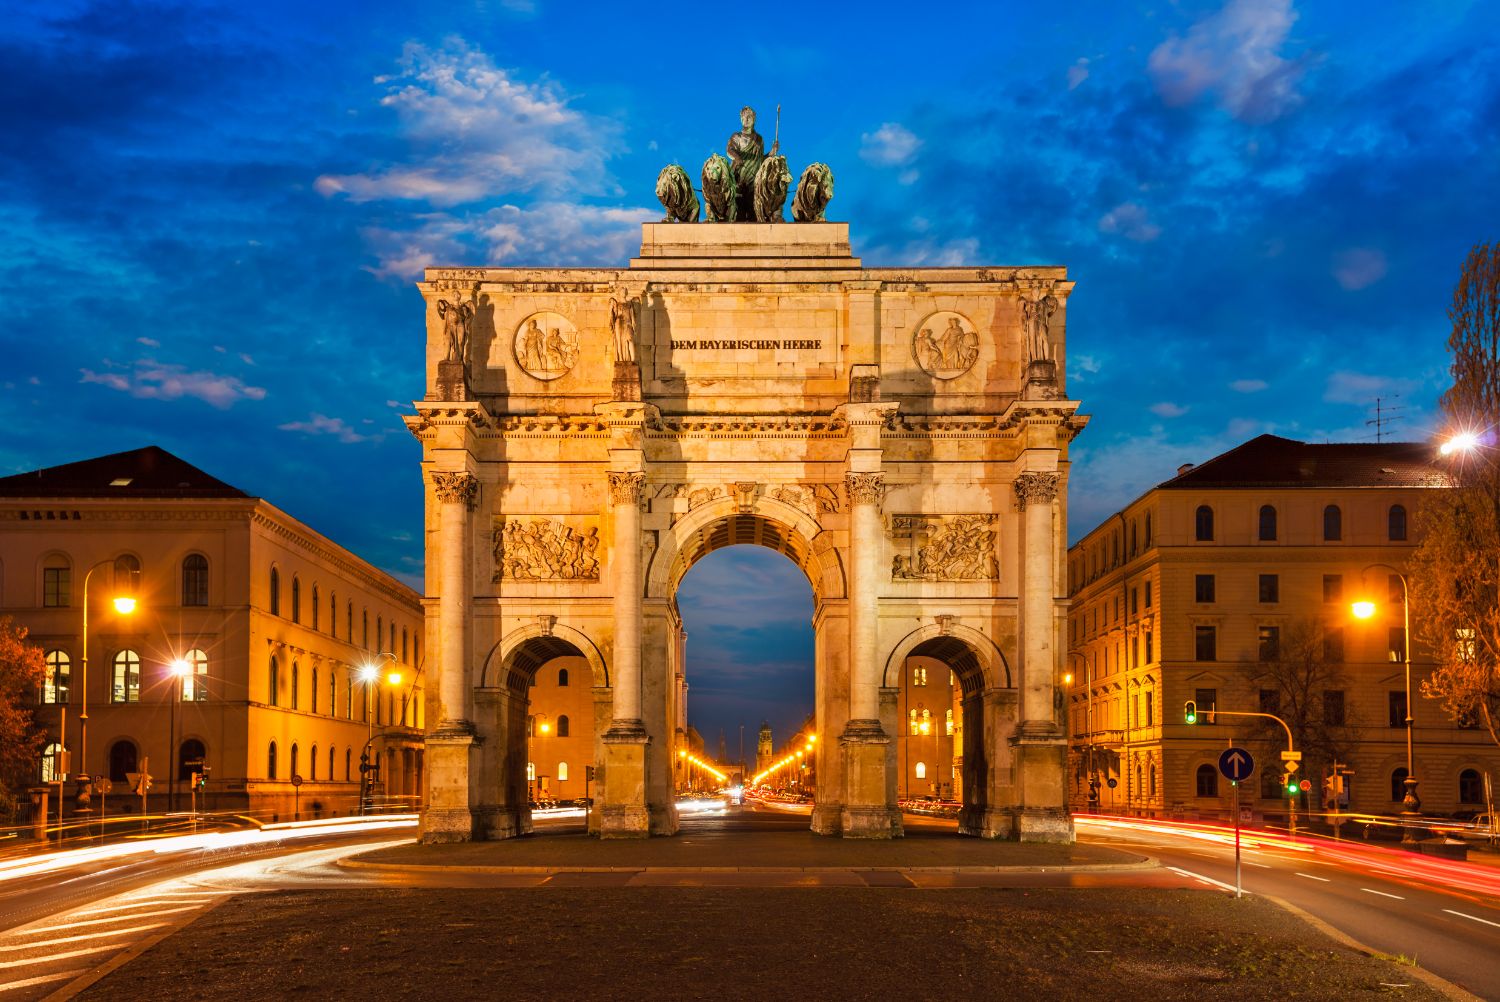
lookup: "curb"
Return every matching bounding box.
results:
[41,896,231,1002]
[335,853,1158,876]
[1261,893,1482,1002]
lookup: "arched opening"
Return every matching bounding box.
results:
[109,739,138,783]
[178,738,206,780]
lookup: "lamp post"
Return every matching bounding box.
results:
[357,652,396,814]
[1066,650,1096,813]
[528,713,550,804]
[78,560,138,798]
[167,658,189,813]
[1352,563,1421,845]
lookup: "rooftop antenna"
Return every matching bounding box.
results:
[1365,396,1404,443]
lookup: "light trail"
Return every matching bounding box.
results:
[0,923,169,952]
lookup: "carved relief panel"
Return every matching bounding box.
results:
[911,311,979,380]
[493,517,601,581]
[890,514,998,581]
[513,312,580,381]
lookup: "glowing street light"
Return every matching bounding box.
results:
[78,559,140,795]
[1351,600,1376,620]
[1439,431,1480,457]
[1351,564,1421,844]
[112,596,137,615]
[167,658,191,813]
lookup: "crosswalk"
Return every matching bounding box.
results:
[0,887,228,1000]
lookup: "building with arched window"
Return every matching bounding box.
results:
[1065,434,1499,821]
[0,445,425,821]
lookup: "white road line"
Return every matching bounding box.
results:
[1443,909,1500,929]
[1361,888,1405,900]
[0,968,88,993]
[0,923,168,952]
[1244,861,1272,869]
[1167,866,1244,894]
[1295,872,1331,882]
[71,900,196,917]
[23,906,198,933]
[0,942,122,970]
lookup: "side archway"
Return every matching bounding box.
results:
[882,622,1012,693]
[478,622,609,692]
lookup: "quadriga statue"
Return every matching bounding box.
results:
[655,164,700,223]
[701,153,737,222]
[752,155,792,222]
[791,162,834,222]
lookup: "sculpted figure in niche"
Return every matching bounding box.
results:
[913,313,978,378]
[1021,294,1059,363]
[521,318,546,372]
[546,324,577,372]
[437,299,475,365]
[609,294,639,364]
[727,106,777,220]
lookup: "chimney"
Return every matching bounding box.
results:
[1177,463,1195,476]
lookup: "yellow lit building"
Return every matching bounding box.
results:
[0,446,424,820]
[1066,435,1500,821]
[524,653,597,801]
[893,655,962,801]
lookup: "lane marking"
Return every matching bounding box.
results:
[23,906,199,934]
[1295,872,1331,882]
[70,900,198,917]
[1244,861,1272,869]
[0,968,88,993]
[1361,888,1405,900]
[0,943,121,970]
[1167,866,1244,894]
[1443,909,1500,929]
[0,923,169,952]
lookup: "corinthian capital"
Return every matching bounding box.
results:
[431,471,480,510]
[845,472,886,507]
[1013,472,1060,510]
[607,471,646,507]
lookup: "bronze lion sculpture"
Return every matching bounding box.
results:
[655,164,700,223]
[701,153,737,222]
[752,155,792,222]
[792,162,834,222]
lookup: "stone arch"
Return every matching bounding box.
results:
[646,495,845,602]
[881,622,1012,694]
[479,622,609,692]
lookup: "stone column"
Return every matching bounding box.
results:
[601,470,650,837]
[422,469,480,843]
[1013,471,1072,843]
[839,471,896,838]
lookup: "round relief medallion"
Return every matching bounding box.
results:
[513,312,580,381]
[912,311,978,380]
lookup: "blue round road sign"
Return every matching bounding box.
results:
[1218,747,1255,782]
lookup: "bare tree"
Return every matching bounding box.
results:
[1410,240,1500,747]
[1251,619,1361,806]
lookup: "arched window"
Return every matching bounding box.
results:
[527,762,536,781]
[1129,522,1138,556]
[920,708,932,734]
[1323,505,1342,541]
[1195,764,1219,798]
[178,738,205,781]
[362,610,369,649]
[292,577,301,623]
[268,741,278,779]
[1195,505,1214,542]
[1388,504,1408,541]
[43,649,70,704]
[558,762,569,782]
[344,748,351,781]
[268,656,279,706]
[908,709,918,735]
[310,745,319,781]
[402,627,409,662]
[1258,505,1277,541]
[1149,763,1158,798]
[109,740,137,782]
[1459,768,1483,804]
[558,667,569,687]
[270,566,281,615]
[182,554,208,607]
[390,621,397,653]
[312,586,320,630]
[915,761,927,780]
[182,649,208,701]
[347,601,353,641]
[291,662,300,710]
[557,715,570,737]
[291,743,300,780]
[1144,513,1153,547]
[1390,767,1409,802]
[311,667,319,714]
[41,741,63,783]
[377,616,383,653]
[328,745,335,780]
[945,708,954,735]
[329,671,336,716]
[111,650,140,702]
[330,592,337,637]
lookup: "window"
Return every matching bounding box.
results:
[912,665,928,686]
[908,709,919,735]
[346,675,353,718]
[41,741,63,783]
[1196,764,1219,798]
[1144,631,1154,663]
[291,743,300,780]
[1145,581,1153,608]
[1388,691,1407,729]
[43,564,71,607]
[1323,627,1345,663]
[1388,504,1407,541]
[1323,505,1342,541]
[328,746,335,780]
[291,662,300,710]
[1323,689,1346,726]
[1195,505,1214,541]
[268,656,279,706]
[178,738,205,781]
[292,578,301,623]
[109,740,137,783]
[270,567,281,616]
[1194,687,1217,724]
[1390,767,1409,802]
[915,761,927,780]
[1460,768,1483,804]
[268,741,278,779]
[182,554,208,606]
[1259,574,1279,603]
[557,714,570,737]
[312,587,319,630]
[377,617,383,654]
[1194,574,1215,603]
[558,667,569,687]
[345,748,351,781]
[330,592,337,637]
[1130,588,1138,616]
[310,745,318,781]
[391,622,397,653]
[1149,763,1157,798]
[311,667,319,714]
[558,762,569,782]
[1260,689,1281,716]
[1258,505,1277,541]
[1322,574,1343,603]
[362,610,369,650]
[945,708,955,735]
[111,650,140,702]
[182,649,208,701]
[402,627,409,662]
[1194,626,1217,661]
[1257,626,1280,662]
[347,601,353,641]
[43,649,70,704]
[1388,627,1407,663]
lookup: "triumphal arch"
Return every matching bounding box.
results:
[406,114,1086,842]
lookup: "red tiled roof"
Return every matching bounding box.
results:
[1159,435,1450,490]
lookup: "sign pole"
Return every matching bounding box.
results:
[1233,778,1242,899]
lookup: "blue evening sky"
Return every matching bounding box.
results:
[3,1,1497,748]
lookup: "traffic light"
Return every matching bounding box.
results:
[1285,773,1299,796]
[1184,700,1197,725]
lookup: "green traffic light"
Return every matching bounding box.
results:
[1287,781,1299,795]
[1184,700,1197,725]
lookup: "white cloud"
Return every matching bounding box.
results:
[278,413,373,443]
[859,123,921,167]
[1323,369,1417,405]
[1067,58,1090,90]
[1230,378,1268,392]
[80,361,266,409]
[1147,0,1304,122]
[1332,247,1388,290]
[1150,401,1188,418]
[136,336,160,347]
[1099,202,1162,242]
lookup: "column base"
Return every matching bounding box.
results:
[841,804,902,839]
[420,728,479,843]
[810,802,843,836]
[1015,731,1072,844]
[958,806,1015,840]
[1017,807,1075,843]
[649,801,680,836]
[840,720,900,839]
[474,806,529,841]
[600,721,650,839]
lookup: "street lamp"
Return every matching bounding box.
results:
[528,712,549,804]
[1439,431,1480,458]
[79,559,139,796]
[357,652,397,814]
[167,658,190,813]
[1352,564,1421,845]
[1066,650,1097,813]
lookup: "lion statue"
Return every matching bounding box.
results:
[701,153,737,222]
[752,155,792,222]
[655,164,699,223]
[792,162,834,222]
